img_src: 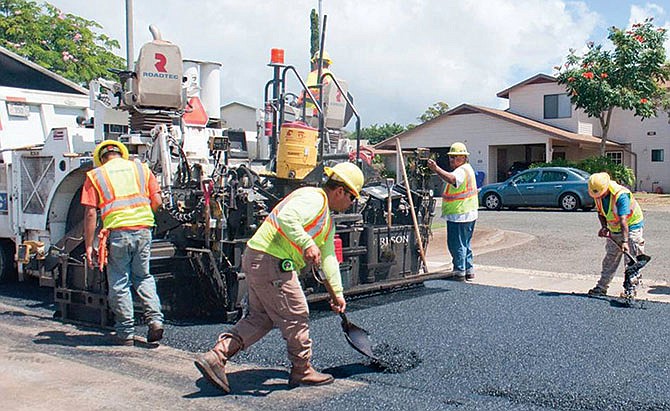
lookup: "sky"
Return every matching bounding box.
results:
[45,0,670,128]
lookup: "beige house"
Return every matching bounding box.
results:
[375,74,670,191]
[220,101,258,131]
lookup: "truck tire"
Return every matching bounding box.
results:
[0,241,17,283]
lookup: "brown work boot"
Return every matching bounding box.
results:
[193,333,242,393]
[147,322,164,343]
[288,364,334,387]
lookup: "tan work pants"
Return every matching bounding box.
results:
[231,248,311,368]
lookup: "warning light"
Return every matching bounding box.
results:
[270,48,284,64]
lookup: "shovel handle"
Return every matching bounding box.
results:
[316,266,346,313]
[606,236,637,263]
[339,312,349,325]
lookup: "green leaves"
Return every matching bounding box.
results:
[361,123,407,145]
[556,18,670,154]
[0,0,125,85]
[532,156,635,188]
[418,101,449,123]
[310,9,319,61]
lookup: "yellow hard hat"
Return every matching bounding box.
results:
[324,162,364,197]
[447,142,469,156]
[311,50,332,65]
[588,172,611,198]
[93,140,129,167]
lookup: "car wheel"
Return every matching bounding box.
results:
[483,192,502,210]
[559,193,580,211]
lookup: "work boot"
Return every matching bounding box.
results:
[194,333,242,393]
[147,322,164,343]
[288,363,334,387]
[450,271,466,281]
[587,286,607,296]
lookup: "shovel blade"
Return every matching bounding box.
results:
[626,254,651,272]
[635,254,651,268]
[340,314,376,359]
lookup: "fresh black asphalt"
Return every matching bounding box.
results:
[2,210,670,410]
[150,278,669,411]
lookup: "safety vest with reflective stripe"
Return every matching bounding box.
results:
[247,187,333,270]
[595,182,643,233]
[87,157,155,229]
[441,163,479,216]
[305,68,332,115]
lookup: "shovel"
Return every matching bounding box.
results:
[605,235,651,271]
[339,312,377,359]
[315,267,378,360]
[605,235,651,291]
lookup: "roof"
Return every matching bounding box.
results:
[0,46,87,95]
[221,101,257,111]
[496,73,557,99]
[374,103,621,149]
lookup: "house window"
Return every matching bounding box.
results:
[606,151,623,165]
[652,149,664,162]
[544,94,571,119]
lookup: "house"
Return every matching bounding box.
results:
[375,74,670,192]
[220,101,258,131]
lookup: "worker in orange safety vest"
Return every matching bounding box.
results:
[81,140,164,346]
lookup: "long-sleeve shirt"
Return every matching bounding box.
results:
[247,187,343,296]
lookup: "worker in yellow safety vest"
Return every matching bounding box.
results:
[195,162,365,393]
[427,142,479,281]
[586,172,645,297]
[297,50,333,120]
[81,140,164,346]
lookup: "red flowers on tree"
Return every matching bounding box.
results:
[556,18,670,156]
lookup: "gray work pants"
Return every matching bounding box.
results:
[596,228,645,290]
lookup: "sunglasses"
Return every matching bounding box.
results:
[342,186,357,201]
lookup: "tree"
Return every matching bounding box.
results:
[0,0,125,85]
[309,9,319,60]
[556,18,670,155]
[361,123,407,145]
[418,101,449,123]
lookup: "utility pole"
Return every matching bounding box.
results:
[318,0,322,37]
[125,0,134,71]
